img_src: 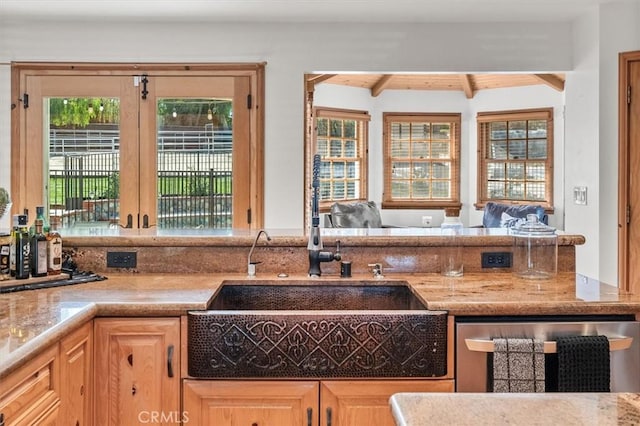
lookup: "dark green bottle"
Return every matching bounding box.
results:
[31,219,48,277]
[14,214,30,279]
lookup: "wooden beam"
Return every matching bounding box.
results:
[305,74,337,92]
[371,74,394,97]
[533,74,565,91]
[458,74,474,99]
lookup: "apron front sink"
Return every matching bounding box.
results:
[188,280,447,379]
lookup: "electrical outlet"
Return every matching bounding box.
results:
[481,252,512,268]
[107,251,137,268]
[421,215,432,227]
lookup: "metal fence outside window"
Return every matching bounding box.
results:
[49,127,233,229]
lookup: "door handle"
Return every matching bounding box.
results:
[465,336,633,353]
[307,407,313,426]
[167,344,174,377]
[326,407,332,426]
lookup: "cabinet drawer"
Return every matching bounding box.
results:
[0,344,59,426]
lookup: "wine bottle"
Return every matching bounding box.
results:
[31,219,48,277]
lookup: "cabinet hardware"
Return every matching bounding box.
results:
[167,344,174,377]
[307,407,313,426]
[465,336,633,353]
[127,353,133,366]
[80,384,85,395]
[251,423,258,426]
[326,407,332,426]
[0,412,4,426]
[132,385,137,395]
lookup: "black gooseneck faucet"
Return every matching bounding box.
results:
[308,154,341,277]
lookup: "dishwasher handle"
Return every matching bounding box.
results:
[465,336,633,354]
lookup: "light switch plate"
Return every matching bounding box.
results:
[574,186,587,205]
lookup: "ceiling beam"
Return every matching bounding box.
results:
[305,74,337,92]
[458,74,474,99]
[533,74,565,91]
[371,74,394,97]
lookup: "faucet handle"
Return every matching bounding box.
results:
[367,263,383,278]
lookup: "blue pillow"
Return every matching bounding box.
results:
[482,202,547,228]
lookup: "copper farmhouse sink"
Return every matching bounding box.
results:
[188,281,448,379]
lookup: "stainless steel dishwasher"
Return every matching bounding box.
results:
[456,315,640,392]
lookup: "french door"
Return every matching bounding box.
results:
[12,64,263,230]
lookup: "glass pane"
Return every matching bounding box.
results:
[432,181,450,198]
[391,122,411,140]
[391,139,409,158]
[487,181,505,198]
[392,162,411,178]
[319,161,331,179]
[412,180,429,198]
[526,182,545,200]
[528,139,547,159]
[346,181,358,199]
[47,97,121,230]
[526,162,546,180]
[507,163,525,180]
[332,162,345,179]
[431,142,450,159]
[508,140,526,159]
[432,162,450,179]
[332,181,345,199]
[157,97,233,229]
[411,123,429,140]
[506,182,524,199]
[330,119,342,137]
[317,138,328,157]
[487,162,505,180]
[528,120,547,138]
[432,123,451,140]
[330,140,342,157]
[346,162,357,179]
[344,140,357,157]
[320,181,331,200]
[391,181,410,198]
[317,118,328,137]
[413,141,429,158]
[344,120,356,138]
[488,140,507,159]
[412,161,429,178]
[490,122,507,140]
[508,120,526,139]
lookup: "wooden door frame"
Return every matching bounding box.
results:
[618,51,640,292]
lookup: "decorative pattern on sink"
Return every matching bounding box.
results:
[188,311,447,378]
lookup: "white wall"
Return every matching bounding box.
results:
[0,8,638,282]
[314,83,565,229]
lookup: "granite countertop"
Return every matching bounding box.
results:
[390,392,640,426]
[2,271,640,380]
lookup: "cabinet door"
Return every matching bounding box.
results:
[94,318,180,426]
[59,321,93,426]
[320,380,454,426]
[183,380,318,426]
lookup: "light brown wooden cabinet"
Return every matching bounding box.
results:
[183,379,453,426]
[0,343,60,426]
[59,321,93,426]
[94,317,181,426]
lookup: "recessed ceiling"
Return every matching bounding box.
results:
[306,73,566,98]
[0,0,617,23]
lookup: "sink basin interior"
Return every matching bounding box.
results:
[207,281,426,311]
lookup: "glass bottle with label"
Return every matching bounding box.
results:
[12,214,30,279]
[31,219,48,277]
[29,205,49,237]
[47,216,63,275]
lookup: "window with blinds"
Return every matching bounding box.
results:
[477,108,554,208]
[313,107,370,209]
[382,113,461,209]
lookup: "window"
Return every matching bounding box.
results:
[11,63,264,230]
[477,108,553,209]
[313,107,370,210]
[382,113,461,209]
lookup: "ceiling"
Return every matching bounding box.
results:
[306,73,566,98]
[0,0,619,23]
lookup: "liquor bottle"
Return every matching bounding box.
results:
[14,214,30,279]
[9,214,19,277]
[47,216,63,275]
[31,219,48,277]
[29,205,49,236]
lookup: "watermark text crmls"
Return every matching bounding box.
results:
[138,411,189,424]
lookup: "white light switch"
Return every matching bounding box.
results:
[574,186,587,205]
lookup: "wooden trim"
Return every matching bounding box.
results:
[12,61,267,72]
[533,74,565,91]
[617,51,640,292]
[458,74,474,99]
